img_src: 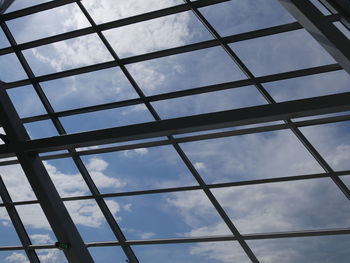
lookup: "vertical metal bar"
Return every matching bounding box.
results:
[278,0,350,74]
[183,0,350,201]
[74,1,259,262]
[0,12,139,263]
[0,84,94,263]
[0,176,40,263]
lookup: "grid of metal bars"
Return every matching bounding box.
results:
[0,0,349,262]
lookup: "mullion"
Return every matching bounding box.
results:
[75,1,259,262]
[0,15,139,263]
[0,176,40,263]
[184,0,350,200]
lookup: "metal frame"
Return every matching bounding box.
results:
[0,0,349,262]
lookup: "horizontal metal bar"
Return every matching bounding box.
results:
[0,92,349,155]
[1,170,349,208]
[0,228,348,251]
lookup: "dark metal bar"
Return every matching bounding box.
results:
[0,84,94,262]
[1,170,349,208]
[0,227,349,251]
[0,91,348,155]
[278,0,350,74]
[0,0,15,14]
[0,176,40,263]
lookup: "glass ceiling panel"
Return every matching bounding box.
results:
[4,0,52,13]
[106,190,231,240]
[103,11,212,58]
[152,85,266,119]
[6,3,90,44]
[0,53,27,82]
[81,145,198,193]
[264,70,350,102]
[212,178,350,234]
[0,0,349,262]
[248,235,350,263]
[133,242,250,263]
[199,0,295,36]
[230,29,336,76]
[0,208,22,246]
[41,67,139,112]
[22,34,113,76]
[300,121,350,171]
[82,0,184,24]
[180,130,324,184]
[7,85,47,118]
[127,46,247,96]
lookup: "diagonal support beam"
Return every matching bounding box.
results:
[278,0,350,75]
[0,0,15,14]
[0,92,349,155]
[0,84,94,263]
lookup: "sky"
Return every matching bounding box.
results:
[0,0,350,262]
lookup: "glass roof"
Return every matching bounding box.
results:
[0,0,349,262]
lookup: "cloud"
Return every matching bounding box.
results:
[5,253,29,263]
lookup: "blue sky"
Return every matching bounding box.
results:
[0,0,350,262]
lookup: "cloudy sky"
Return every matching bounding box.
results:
[0,0,350,262]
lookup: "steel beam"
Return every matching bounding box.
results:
[0,92,349,155]
[0,0,14,14]
[278,0,350,75]
[0,84,94,263]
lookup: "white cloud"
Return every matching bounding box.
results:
[194,162,206,171]
[6,253,29,263]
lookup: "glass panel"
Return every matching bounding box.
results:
[41,67,138,112]
[264,70,350,102]
[180,129,323,184]
[104,11,212,58]
[82,0,183,24]
[60,104,153,134]
[64,199,116,242]
[0,208,22,245]
[133,242,250,263]
[23,34,113,76]
[7,3,90,43]
[0,27,9,48]
[43,158,91,198]
[106,190,231,240]
[7,85,47,118]
[248,235,350,263]
[334,22,350,39]
[89,246,126,263]
[199,0,295,36]
[35,249,68,263]
[0,164,36,202]
[16,204,57,245]
[127,47,247,96]
[212,178,350,234]
[0,251,29,263]
[5,0,52,13]
[81,145,197,193]
[24,120,58,139]
[152,86,266,119]
[230,29,335,76]
[300,121,350,171]
[0,53,27,82]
